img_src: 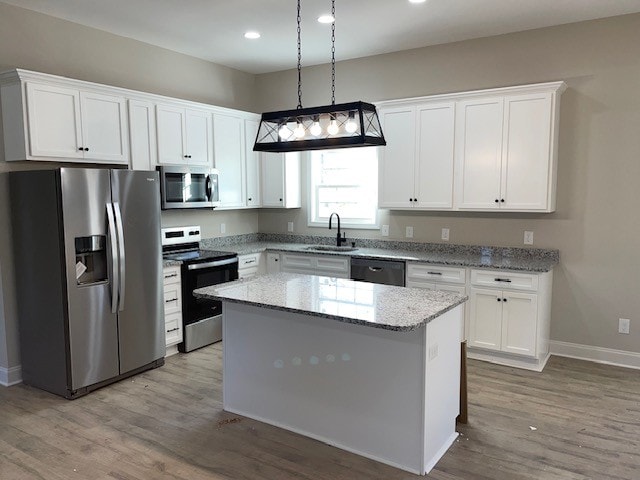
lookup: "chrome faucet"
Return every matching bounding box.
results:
[329,212,346,247]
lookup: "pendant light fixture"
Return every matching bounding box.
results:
[253,0,386,153]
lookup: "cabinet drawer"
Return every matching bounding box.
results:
[163,266,181,286]
[163,283,182,315]
[165,311,183,346]
[238,266,259,279]
[282,254,314,269]
[315,256,350,274]
[470,269,538,291]
[238,253,260,269]
[406,263,466,284]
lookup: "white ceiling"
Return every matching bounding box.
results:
[3,0,640,74]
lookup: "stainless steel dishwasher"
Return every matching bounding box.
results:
[350,258,406,286]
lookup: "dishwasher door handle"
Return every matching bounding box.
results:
[368,266,383,272]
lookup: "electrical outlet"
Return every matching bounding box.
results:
[287,221,294,232]
[619,318,630,334]
[524,231,534,245]
[220,223,226,234]
[381,225,389,237]
[442,228,450,241]
[428,343,439,361]
[405,226,414,238]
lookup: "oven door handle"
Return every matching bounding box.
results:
[187,257,239,271]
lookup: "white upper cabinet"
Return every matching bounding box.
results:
[213,113,245,208]
[261,152,301,208]
[0,77,128,163]
[128,99,156,171]
[244,119,262,208]
[156,104,212,166]
[378,102,455,209]
[454,96,504,210]
[377,81,565,213]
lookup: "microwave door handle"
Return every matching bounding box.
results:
[106,203,119,314]
[205,175,212,202]
[113,202,126,312]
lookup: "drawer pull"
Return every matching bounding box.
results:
[164,273,178,278]
[368,267,383,272]
[494,278,512,283]
[243,259,256,264]
[165,298,178,303]
[427,271,443,275]
[166,327,180,333]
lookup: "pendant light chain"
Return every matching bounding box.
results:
[330,0,336,105]
[297,0,303,109]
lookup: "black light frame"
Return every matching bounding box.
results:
[253,101,386,153]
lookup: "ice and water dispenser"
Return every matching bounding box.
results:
[74,235,108,285]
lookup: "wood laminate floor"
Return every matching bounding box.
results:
[1,345,639,480]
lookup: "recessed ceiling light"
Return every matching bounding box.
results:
[244,31,261,39]
[317,14,335,24]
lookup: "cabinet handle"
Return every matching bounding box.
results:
[500,199,505,203]
[274,258,279,262]
[494,199,499,203]
[165,298,178,303]
[248,197,252,201]
[414,198,418,202]
[494,278,512,283]
[164,273,178,279]
[243,259,256,265]
[78,147,84,151]
[85,148,89,152]
[503,298,508,302]
[279,198,283,202]
[166,327,180,333]
[427,271,442,275]
[497,298,502,302]
[409,198,413,202]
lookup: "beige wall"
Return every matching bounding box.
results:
[0,2,260,373]
[256,13,640,354]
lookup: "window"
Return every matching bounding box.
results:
[308,147,378,228]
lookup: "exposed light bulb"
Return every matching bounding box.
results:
[310,120,322,136]
[317,14,335,24]
[244,31,261,39]
[293,122,306,138]
[278,124,292,140]
[345,113,358,134]
[327,119,339,135]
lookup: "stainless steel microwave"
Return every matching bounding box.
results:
[157,166,220,210]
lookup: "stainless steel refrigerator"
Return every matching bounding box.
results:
[10,168,165,398]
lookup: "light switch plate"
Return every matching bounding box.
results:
[381,225,389,237]
[220,223,226,234]
[619,318,630,334]
[441,228,450,241]
[406,226,414,238]
[287,221,294,232]
[524,231,534,245]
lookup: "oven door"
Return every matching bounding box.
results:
[159,166,220,209]
[180,257,238,352]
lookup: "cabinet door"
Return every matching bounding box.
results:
[378,106,415,208]
[26,83,83,159]
[266,253,281,273]
[245,119,262,207]
[468,287,502,351]
[455,97,504,209]
[501,93,553,211]
[156,105,186,165]
[501,291,538,356]
[185,108,212,166]
[80,91,128,163]
[415,102,455,209]
[436,283,467,342]
[214,113,245,207]
[261,152,285,207]
[128,99,157,170]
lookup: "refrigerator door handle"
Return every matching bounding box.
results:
[106,203,119,314]
[113,202,126,312]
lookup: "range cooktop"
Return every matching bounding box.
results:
[163,249,237,264]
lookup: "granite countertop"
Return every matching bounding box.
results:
[193,273,467,332]
[208,240,558,273]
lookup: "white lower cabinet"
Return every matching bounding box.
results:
[266,253,281,273]
[163,266,183,355]
[406,263,467,340]
[280,253,350,278]
[467,269,552,371]
[238,253,265,279]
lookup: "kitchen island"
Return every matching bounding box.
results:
[194,273,467,475]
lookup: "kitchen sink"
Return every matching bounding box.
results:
[304,245,358,252]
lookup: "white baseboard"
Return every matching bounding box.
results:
[0,365,22,386]
[550,341,640,370]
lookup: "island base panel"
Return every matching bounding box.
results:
[222,302,462,475]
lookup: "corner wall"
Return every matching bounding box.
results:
[255,13,640,354]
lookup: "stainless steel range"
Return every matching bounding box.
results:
[161,226,238,352]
